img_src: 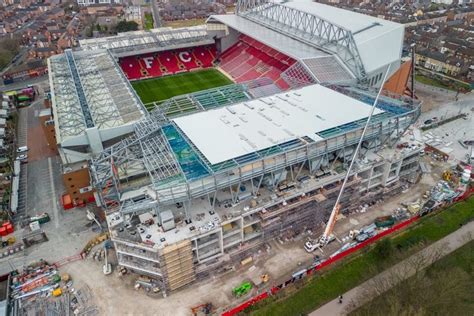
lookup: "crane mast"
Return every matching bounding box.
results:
[319,65,392,246]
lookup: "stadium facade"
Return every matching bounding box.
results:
[47,0,422,293]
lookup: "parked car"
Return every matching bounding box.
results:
[355,233,369,242]
[16,146,28,153]
[16,154,28,161]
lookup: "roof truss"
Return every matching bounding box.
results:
[236,0,367,80]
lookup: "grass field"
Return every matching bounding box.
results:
[131,69,232,107]
[144,12,154,30]
[248,196,474,316]
[415,73,471,92]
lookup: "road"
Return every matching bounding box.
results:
[0,75,49,93]
[310,220,474,316]
[0,89,96,275]
[151,0,162,28]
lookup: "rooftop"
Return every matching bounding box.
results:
[173,84,383,165]
[48,49,146,143]
[212,1,404,75]
[209,14,329,60]
[79,26,213,56]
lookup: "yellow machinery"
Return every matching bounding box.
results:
[443,170,452,181]
[52,288,62,297]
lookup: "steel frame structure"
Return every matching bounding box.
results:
[91,86,420,218]
[49,50,146,142]
[281,62,317,88]
[235,0,367,80]
[91,79,281,209]
[79,26,213,57]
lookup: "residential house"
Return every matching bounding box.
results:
[416,49,465,76]
[30,46,56,59]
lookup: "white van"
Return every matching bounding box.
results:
[16,146,28,153]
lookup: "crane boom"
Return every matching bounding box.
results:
[320,65,392,245]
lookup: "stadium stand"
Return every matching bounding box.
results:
[120,56,145,80]
[219,35,296,89]
[119,45,217,80]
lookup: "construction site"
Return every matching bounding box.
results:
[94,83,421,294]
[0,0,473,315]
[87,0,424,294]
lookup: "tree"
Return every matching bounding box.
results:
[373,238,393,261]
[85,24,93,38]
[0,37,20,70]
[347,243,473,316]
[114,21,139,33]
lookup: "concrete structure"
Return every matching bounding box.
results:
[92,83,421,294]
[78,0,420,294]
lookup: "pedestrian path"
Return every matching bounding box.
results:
[310,220,474,316]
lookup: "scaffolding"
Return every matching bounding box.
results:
[160,240,195,291]
[91,84,420,217]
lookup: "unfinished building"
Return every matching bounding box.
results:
[86,0,422,294]
[92,83,421,293]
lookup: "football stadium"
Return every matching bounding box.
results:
[48,0,422,294]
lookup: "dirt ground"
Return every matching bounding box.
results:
[414,81,462,113]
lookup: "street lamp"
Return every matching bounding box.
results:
[410,42,416,100]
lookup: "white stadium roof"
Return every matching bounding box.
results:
[210,15,328,60]
[284,2,404,74]
[211,1,404,76]
[173,84,383,164]
[79,26,213,57]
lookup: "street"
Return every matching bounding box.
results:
[0,88,96,275]
[151,0,162,28]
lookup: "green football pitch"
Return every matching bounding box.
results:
[131,69,233,107]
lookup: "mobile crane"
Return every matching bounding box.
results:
[317,66,392,248]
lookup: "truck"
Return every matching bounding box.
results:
[29,213,50,225]
[304,234,335,253]
[374,216,395,228]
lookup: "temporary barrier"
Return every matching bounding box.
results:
[221,215,420,316]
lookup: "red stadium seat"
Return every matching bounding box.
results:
[118,45,217,80]
[219,36,295,90]
[119,57,142,80]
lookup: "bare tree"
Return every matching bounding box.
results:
[344,242,468,315]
